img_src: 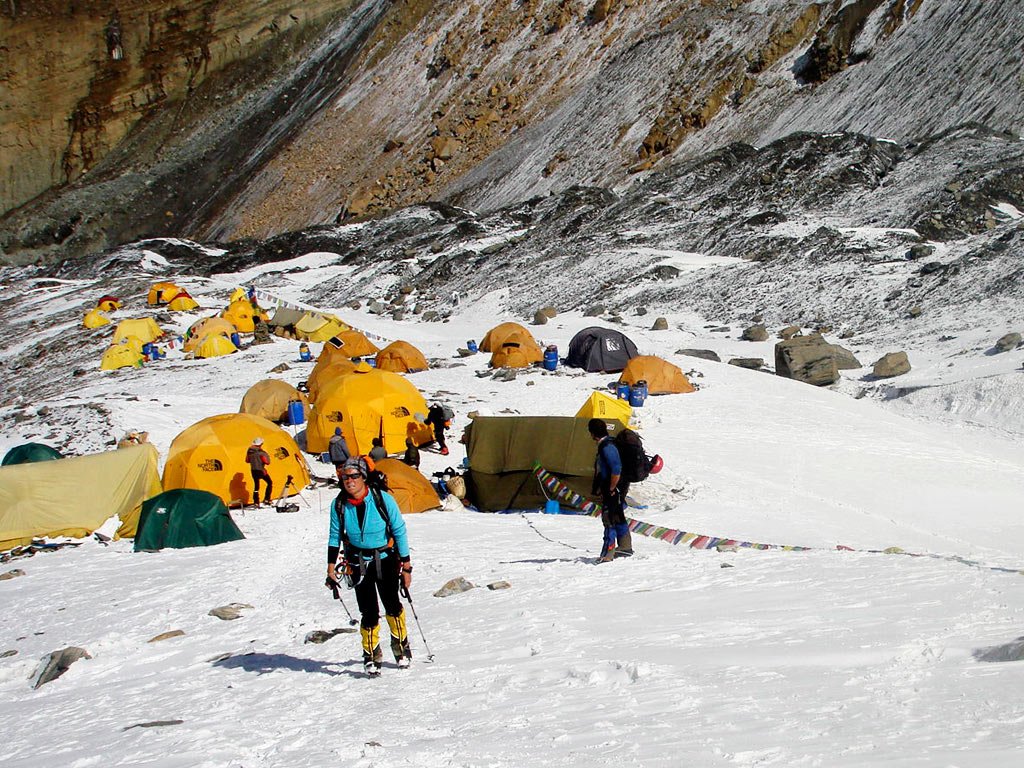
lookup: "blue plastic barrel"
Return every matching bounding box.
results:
[543,345,558,371]
[467,340,478,353]
[298,343,312,362]
[141,343,153,359]
[544,499,560,514]
[230,332,241,348]
[629,384,646,407]
[287,400,305,426]
[616,382,631,400]
[367,357,377,367]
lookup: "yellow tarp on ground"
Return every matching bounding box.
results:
[83,308,111,328]
[113,318,164,345]
[162,413,310,507]
[374,458,441,514]
[0,444,163,549]
[575,391,632,428]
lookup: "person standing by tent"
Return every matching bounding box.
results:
[246,437,273,507]
[328,427,351,482]
[426,403,450,455]
[326,456,413,676]
[588,418,632,562]
[402,437,420,469]
[368,437,388,462]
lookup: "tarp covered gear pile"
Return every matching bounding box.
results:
[373,458,441,514]
[619,355,694,394]
[306,365,432,455]
[465,416,598,511]
[239,379,309,423]
[566,327,638,372]
[375,341,429,373]
[2,443,62,466]
[134,489,245,551]
[162,413,310,507]
[0,444,162,549]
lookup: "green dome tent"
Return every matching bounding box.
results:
[134,489,245,551]
[2,442,62,466]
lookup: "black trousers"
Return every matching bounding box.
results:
[251,470,272,502]
[354,556,403,629]
[432,423,447,450]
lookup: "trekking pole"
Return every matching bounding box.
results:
[330,582,358,626]
[401,585,435,662]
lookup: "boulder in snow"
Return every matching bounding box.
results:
[434,577,476,597]
[775,333,839,386]
[677,348,721,362]
[994,332,1021,352]
[208,603,254,621]
[32,646,91,689]
[651,317,669,331]
[741,324,768,341]
[872,352,911,378]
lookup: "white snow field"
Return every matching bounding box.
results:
[2,286,1024,768]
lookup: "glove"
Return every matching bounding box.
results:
[400,562,412,591]
[325,575,339,590]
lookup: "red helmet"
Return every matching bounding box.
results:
[649,454,664,474]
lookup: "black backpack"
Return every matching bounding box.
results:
[614,429,655,483]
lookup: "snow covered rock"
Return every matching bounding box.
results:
[208,603,254,621]
[32,647,91,689]
[434,577,476,597]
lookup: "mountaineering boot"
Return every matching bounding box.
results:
[440,447,449,455]
[615,531,634,558]
[386,611,412,668]
[360,624,382,676]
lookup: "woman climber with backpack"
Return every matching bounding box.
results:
[326,456,413,676]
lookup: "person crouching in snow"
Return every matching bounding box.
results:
[246,437,272,507]
[589,418,632,562]
[402,437,420,469]
[326,456,413,675]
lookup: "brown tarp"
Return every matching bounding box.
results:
[466,416,597,511]
[0,444,163,549]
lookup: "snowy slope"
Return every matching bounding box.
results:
[3,277,1024,767]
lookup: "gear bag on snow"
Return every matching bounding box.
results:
[614,429,660,483]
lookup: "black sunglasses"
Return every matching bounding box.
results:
[341,473,364,480]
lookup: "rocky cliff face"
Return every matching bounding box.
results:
[1,0,1021,265]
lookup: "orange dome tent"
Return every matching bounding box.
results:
[480,321,535,353]
[162,413,310,507]
[618,355,695,394]
[328,329,380,359]
[374,458,441,514]
[375,340,428,373]
[488,329,543,368]
[306,364,432,455]
[240,379,310,424]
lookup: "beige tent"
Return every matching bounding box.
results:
[375,341,429,373]
[466,416,599,511]
[374,458,441,514]
[0,444,163,549]
[295,313,348,342]
[619,355,695,394]
[240,379,310,424]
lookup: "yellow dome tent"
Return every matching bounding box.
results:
[306,358,357,402]
[184,316,236,352]
[374,458,441,514]
[480,322,535,352]
[229,287,248,303]
[167,291,200,311]
[96,295,121,311]
[113,318,164,345]
[83,308,111,329]
[619,355,695,394]
[193,334,238,359]
[489,330,543,368]
[240,379,310,424]
[328,329,380,358]
[295,313,348,343]
[375,340,429,373]
[306,365,432,455]
[575,391,632,428]
[147,282,183,306]
[162,413,310,507]
[100,343,145,370]
[222,299,264,333]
